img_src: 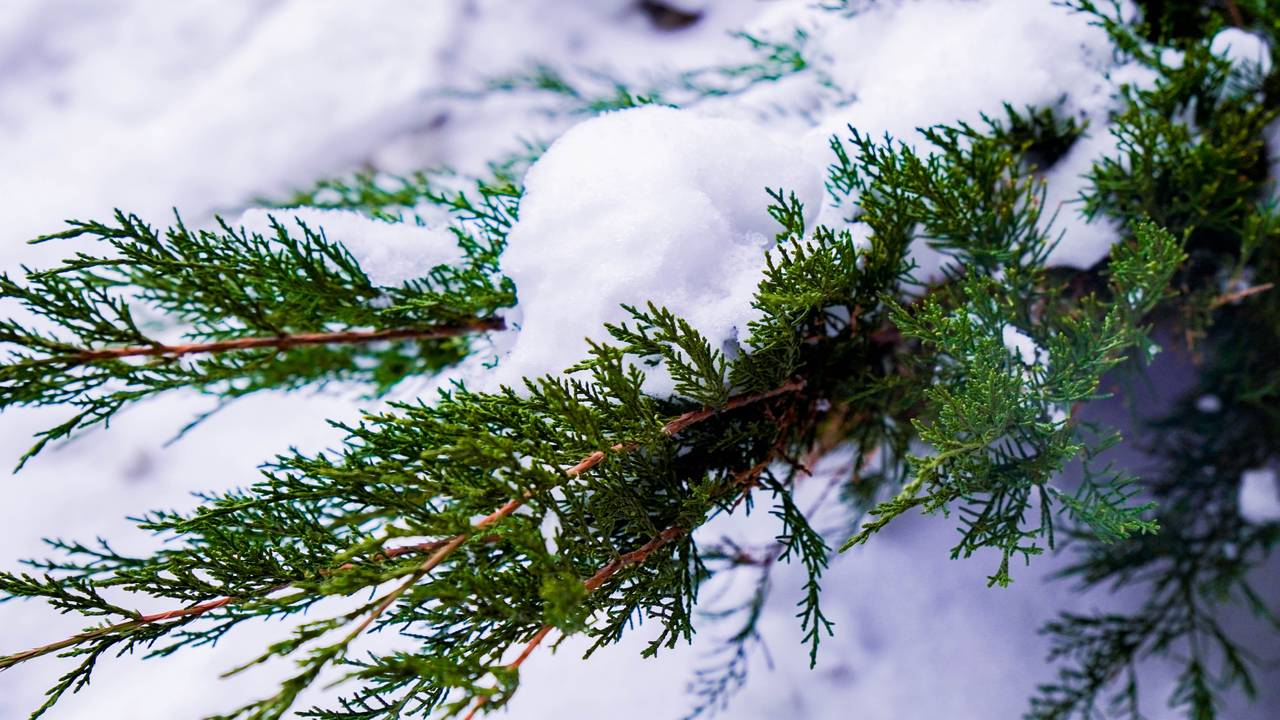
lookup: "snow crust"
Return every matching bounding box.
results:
[808,0,1113,144]
[490,106,822,392]
[234,208,463,287]
[1240,467,1280,524]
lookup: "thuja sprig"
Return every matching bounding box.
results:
[828,91,1187,586]
[1029,4,1280,717]
[841,221,1181,585]
[0,168,916,719]
[0,210,511,465]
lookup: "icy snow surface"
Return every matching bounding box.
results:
[3,2,1279,719]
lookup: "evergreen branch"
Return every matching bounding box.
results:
[352,376,808,643]
[461,393,810,719]
[0,594,244,671]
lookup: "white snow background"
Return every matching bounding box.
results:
[1,1,1277,718]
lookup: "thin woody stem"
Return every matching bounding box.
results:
[0,537,494,671]
[0,595,245,670]
[1224,0,1245,27]
[65,318,506,363]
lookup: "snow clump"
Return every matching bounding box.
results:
[489,105,823,394]
[1239,467,1280,524]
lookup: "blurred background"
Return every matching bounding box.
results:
[0,2,1276,718]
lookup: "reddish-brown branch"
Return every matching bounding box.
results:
[1211,282,1273,309]
[138,595,237,623]
[68,318,506,362]
[0,586,286,670]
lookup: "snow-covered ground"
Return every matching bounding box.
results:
[1,2,1277,718]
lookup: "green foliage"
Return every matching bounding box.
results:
[0,210,511,466]
[3,3,1280,719]
[1029,3,1280,718]
[830,112,1182,586]
[840,238,1176,585]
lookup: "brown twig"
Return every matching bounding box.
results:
[1224,0,1245,27]
[0,594,249,670]
[660,378,805,435]
[1210,282,1273,309]
[67,318,506,363]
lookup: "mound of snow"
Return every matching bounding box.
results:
[1240,467,1280,524]
[490,105,823,393]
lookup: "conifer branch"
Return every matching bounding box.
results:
[0,535,502,673]
[0,594,248,671]
[0,209,515,464]
[339,377,807,653]
[0,379,803,679]
[1210,282,1272,309]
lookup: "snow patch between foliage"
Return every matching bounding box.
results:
[488,106,823,393]
[1002,325,1040,367]
[234,207,463,287]
[1211,28,1273,78]
[1239,467,1280,524]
